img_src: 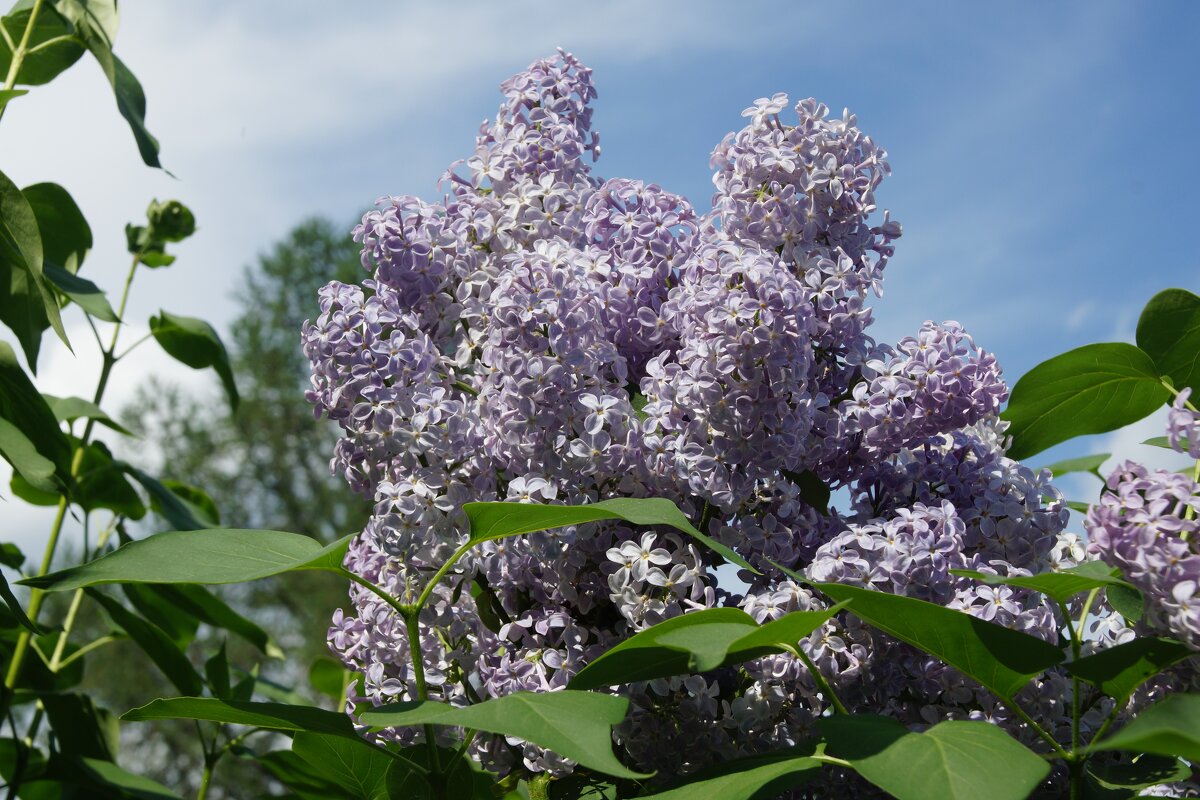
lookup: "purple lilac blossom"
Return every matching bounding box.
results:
[302,51,1165,793]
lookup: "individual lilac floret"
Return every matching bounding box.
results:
[1167,388,1200,459]
[1087,460,1200,649]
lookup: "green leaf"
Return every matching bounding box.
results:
[1136,288,1200,395]
[145,199,195,243]
[0,572,39,633]
[464,498,756,574]
[122,584,200,649]
[205,641,231,699]
[570,604,846,690]
[0,88,28,110]
[1039,453,1110,480]
[291,733,399,800]
[0,543,24,569]
[814,581,1064,700]
[0,168,67,368]
[43,394,131,436]
[1066,500,1091,514]
[637,751,822,799]
[781,469,830,515]
[1067,638,1195,704]
[360,691,649,779]
[119,465,215,530]
[949,561,1137,604]
[0,341,72,479]
[150,583,278,657]
[41,693,118,761]
[22,529,353,592]
[1093,694,1200,761]
[23,183,92,276]
[86,589,204,696]
[1106,583,1145,624]
[0,416,58,494]
[821,715,1050,800]
[0,3,84,86]
[1086,755,1190,795]
[122,696,358,739]
[70,756,181,799]
[1001,343,1171,460]
[44,263,118,321]
[154,480,219,526]
[310,657,349,703]
[150,311,239,411]
[73,440,146,519]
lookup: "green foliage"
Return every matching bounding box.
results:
[1038,452,1110,480]
[149,311,239,411]
[1092,694,1200,762]
[1065,638,1194,705]
[1001,343,1170,459]
[1136,288,1200,394]
[949,561,1139,604]
[0,3,84,86]
[637,751,821,799]
[361,691,650,779]
[122,696,358,738]
[820,715,1050,800]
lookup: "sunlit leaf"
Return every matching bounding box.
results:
[949,561,1137,604]
[1093,694,1200,762]
[1066,638,1194,704]
[1136,288,1200,395]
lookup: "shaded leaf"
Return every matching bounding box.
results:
[0,416,58,494]
[291,732,398,800]
[464,498,756,574]
[150,311,238,410]
[150,583,278,657]
[814,581,1063,700]
[23,182,92,275]
[44,263,118,321]
[0,169,66,368]
[0,341,72,478]
[1039,453,1110,480]
[122,696,358,739]
[781,469,830,515]
[44,394,131,435]
[821,715,1050,800]
[120,465,215,530]
[0,3,84,85]
[0,570,40,633]
[1086,755,1190,795]
[1136,288,1200,394]
[1066,638,1194,704]
[1106,583,1145,624]
[949,561,1137,604]
[205,641,231,699]
[86,589,204,696]
[638,751,821,799]
[73,440,145,519]
[122,583,200,649]
[1001,343,1170,460]
[1093,694,1200,761]
[41,693,118,761]
[360,691,648,779]
[23,529,353,592]
[69,756,180,799]
[310,657,348,703]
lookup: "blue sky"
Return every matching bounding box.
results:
[2,1,1198,546]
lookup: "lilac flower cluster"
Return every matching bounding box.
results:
[1087,460,1200,649]
[304,52,1131,788]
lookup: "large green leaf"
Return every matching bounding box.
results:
[73,440,146,519]
[464,498,756,574]
[1066,638,1194,704]
[570,604,845,690]
[815,582,1063,700]
[44,263,118,321]
[949,561,1138,604]
[150,311,238,411]
[1001,343,1170,460]
[119,465,214,530]
[1136,288,1200,395]
[65,756,180,799]
[0,340,72,482]
[291,733,401,800]
[0,169,67,368]
[1093,694,1200,761]
[87,589,204,696]
[0,570,40,633]
[23,183,92,275]
[151,583,279,657]
[122,583,201,649]
[22,529,353,592]
[360,691,648,779]
[41,693,119,761]
[122,697,358,739]
[821,715,1050,800]
[0,2,85,86]
[638,751,822,799]
[1038,453,1110,480]
[1085,755,1190,797]
[0,415,58,494]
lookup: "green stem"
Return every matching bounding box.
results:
[1061,601,1085,798]
[196,760,212,800]
[413,539,475,613]
[404,610,443,796]
[791,645,848,715]
[528,773,552,800]
[1004,697,1070,760]
[0,0,43,126]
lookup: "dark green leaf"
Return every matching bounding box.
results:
[1001,343,1170,460]
[638,752,821,799]
[23,182,92,275]
[150,583,278,657]
[291,733,398,800]
[781,469,830,515]
[0,543,24,569]
[1067,638,1195,704]
[1039,453,1110,480]
[86,589,204,696]
[119,465,215,530]
[1086,755,1190,794]
[0,341,72,477]
[69,756,180,799]
[821,715,1050,800]
[23,529,353,592]
[150,311,238,411]
[949,561,1136,604]
[310,657,348,703]
[154,480,219,525]
[43,394,131,435]
[0,570,40,633]
[1093,694,1200,761]
[145,199,195,243]
[464,498,756,574]
[0,3,84,85]
[570,604,846,690]
[41,693,118,761]
[1136,288,1200,394]
[122,584,200,649]
[0,736,47,782]
[1106,583,1145,624]
[44,263,118,321]
[0,169,67,367]
[122,696,358,739]
[74,440,146,519]
[815,582,1064,700]
[205,641,231,699]
[0,416,58,493]
[0,88,28,109]
[360,691,649,779]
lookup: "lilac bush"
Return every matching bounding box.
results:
[303,51,1196,793]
